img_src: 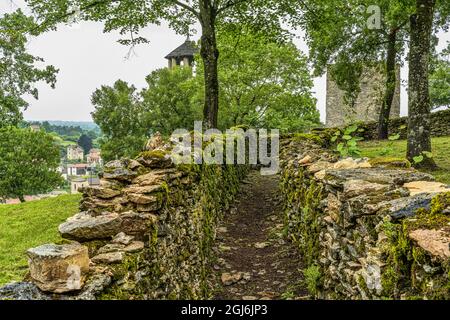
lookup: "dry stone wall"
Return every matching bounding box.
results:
[0,137,248,300]
[280,133,450,299]
[357,108,450,140]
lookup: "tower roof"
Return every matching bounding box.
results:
[165,39,197,59]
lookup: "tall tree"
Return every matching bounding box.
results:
[300,0,411,139]
[25,0,301,128]
[213,25,319,131]
[0,10,57,127]
[406,0,438,168]
[77,133,93,154]
[91,80,148,161]
[0,126,62,202]
[141,67,201,135]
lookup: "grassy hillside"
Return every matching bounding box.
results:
[359,136,450,184]
[0,194,81,286]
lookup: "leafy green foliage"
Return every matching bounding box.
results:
[430,44,450,110]
[77,133,93,154]
[0,10,58,127]
[378,125,406,156]
[213,26,320,132]
[91,80,148,161]
[25,0,305,127]
[141,67,202,135]
[331,124,363,157]
[0,126,63,201]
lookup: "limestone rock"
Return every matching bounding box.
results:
[59,212,122,241]
[324,168,434,188]
[103,160,138,181]
[145,132,164,151]
[132,169,176,186]
[409,229,450,260]
[327,193,342,222]
[298,155,313,165]
[221,272,243,286]
[0,282,50,300]
[383,193,434,219]
[112,232,134,245]
[120,211,157,239]
[343,180,390,199]
[84,186,121,199]
[97,243,125,254]
[124,184,163,195]
[127,193,159,205]
[123,241,145,253]
[91,252,124,264]
[254,242,270,249]
[333,157,371,170]
[27,243,90,293]
[307,160,334,174]
[403,181,450,196]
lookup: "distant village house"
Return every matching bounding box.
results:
[67,163,89,176]
[70,177,100,194]
[87,148,103,166]
[67,145,84,161]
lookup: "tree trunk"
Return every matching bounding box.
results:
[406,0,437,169]
[199,1,219,129]
[19,195,25,203]
[377,30,397,140]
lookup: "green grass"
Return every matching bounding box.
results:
[359,136,450,184]
[0,194,81,286]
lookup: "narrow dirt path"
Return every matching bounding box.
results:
[212,171,308,300]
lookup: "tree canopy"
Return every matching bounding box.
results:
[0,126,63,202]
[91,80,148,161]
[25,0,303,128]
[0,10,58,127]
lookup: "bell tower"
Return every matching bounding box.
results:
[165,38,197,69]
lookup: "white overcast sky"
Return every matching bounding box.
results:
[1,0,449,123]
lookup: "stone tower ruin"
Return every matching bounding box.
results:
[325,66,401,127]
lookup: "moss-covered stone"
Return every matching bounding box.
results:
[369,157,411,169]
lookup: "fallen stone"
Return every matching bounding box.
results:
[221,272,243,286]
[409,229,450,260]
[254,242,270,249]
[27,243,90,293]
[91,252,124,264]
[59,212,122,241]
[403,181,450,196]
